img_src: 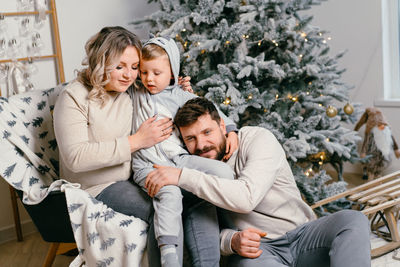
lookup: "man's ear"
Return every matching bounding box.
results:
[219,119,227,135]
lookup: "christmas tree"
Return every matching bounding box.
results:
[134,0,364,211]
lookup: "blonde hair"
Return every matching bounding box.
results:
[77,26,142,106]
[142,43,168,61]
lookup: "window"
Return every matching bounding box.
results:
[378,0,400,105]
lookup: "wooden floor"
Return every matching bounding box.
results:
[0,232,74,267]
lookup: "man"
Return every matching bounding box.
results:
[145,97,371,267]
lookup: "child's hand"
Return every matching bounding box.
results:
[224,131,239,161]
[178,76,193,93]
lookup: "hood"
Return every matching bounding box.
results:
[143,36,180,87]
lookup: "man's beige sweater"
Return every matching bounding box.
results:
[53,81,132,197]
[178,126,316,255]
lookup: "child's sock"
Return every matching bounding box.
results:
[160,244,180,267]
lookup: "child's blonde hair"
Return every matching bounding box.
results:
[142,43,168,61]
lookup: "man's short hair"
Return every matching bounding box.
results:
[174,97,221,127]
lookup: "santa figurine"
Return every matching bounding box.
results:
[354,107,400,180]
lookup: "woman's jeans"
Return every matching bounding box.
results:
[96,180,221,267]
[95,180,161,266]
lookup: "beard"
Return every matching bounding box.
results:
[194,137,227,161]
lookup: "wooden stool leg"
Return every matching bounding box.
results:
[9,185,23,241]
[43,242,60,267]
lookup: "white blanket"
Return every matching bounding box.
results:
[0,85,148,267]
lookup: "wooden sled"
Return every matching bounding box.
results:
[311,170,400,258]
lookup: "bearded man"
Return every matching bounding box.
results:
[145,97,371,267]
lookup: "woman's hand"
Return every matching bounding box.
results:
[223,131,239,161]
[178,76,193,93]
[129,115,173,152]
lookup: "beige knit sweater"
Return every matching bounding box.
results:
[178,126,316,255]
[53,80,132,197]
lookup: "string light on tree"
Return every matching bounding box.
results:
[223,97,231,105]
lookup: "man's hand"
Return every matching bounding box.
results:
[224,131,239,161]
[231,228,267,258]
[145,164,182,197]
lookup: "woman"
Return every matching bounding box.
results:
[53,26,186,265]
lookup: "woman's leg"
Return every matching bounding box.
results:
[96,180,162,266]
[95,180,153,222]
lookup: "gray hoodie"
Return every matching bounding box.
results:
[130,37,236,183]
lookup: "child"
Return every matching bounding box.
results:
[130,37,238,267]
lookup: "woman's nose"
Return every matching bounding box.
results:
[122,70,130,78]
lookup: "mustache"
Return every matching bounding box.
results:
[194,146,216,156]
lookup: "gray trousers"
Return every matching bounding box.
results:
[135,154,234,247]
[226,210,371,267]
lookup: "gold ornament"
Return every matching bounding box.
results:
[343,103,354,115]
[326,105,338,117]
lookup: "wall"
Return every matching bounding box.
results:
[1,0,399,243]
[0,0,157,244]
